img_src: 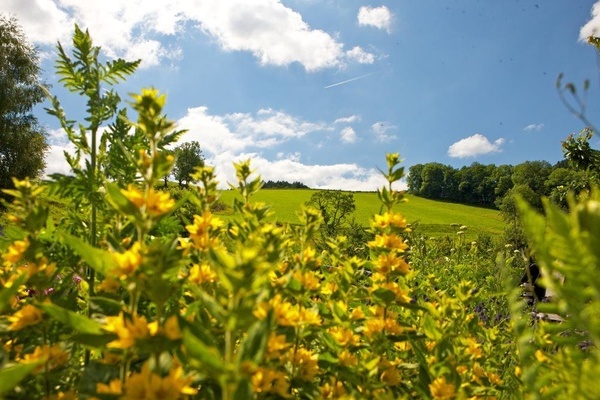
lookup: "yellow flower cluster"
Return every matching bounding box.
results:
[185,210,224,251]
[111,242,143,279]
[250,367,289,397]
[97,362,197,399]
[20,344,69,374]
[103,312,150,348]
[254,295,321,327]
[2,238,29,267]
[8,304,43,331]
[120,184,175,217]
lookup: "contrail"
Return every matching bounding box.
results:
[324,72,376,89]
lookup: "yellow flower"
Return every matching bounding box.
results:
[97,277,121,294]
[320,378,347,398]
[251,367,289,397]
[371,212,408,229]
[112,242,143,279]
[534,349,548,363]
[320,280,338,295]
[349,307,365,320]
[103,312,150,349]
[121,185,145,208]
[298,307,322,326]
[20,344,69,374]
[97,379,122,395]
[43,390,78,400]
[381,367,401,386]
[429,376,456,400]
[8,304,43,331]
[266,333,291,360]
[145,188,175,216]
[338,349,358,367]
[363,317,385,338]
[294,270,321,291]
[288,347,319,381]
[121,362,197,399]
[186,211,224,250]
[375,253,410,276]
[188,263,218,284]
[368,233,409,253]
[463,337,482,359]
[2,238,29,267]
[328,326,358,346]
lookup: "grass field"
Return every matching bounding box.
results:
[217,189,505,239]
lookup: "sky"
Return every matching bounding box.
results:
[4,0,600,191]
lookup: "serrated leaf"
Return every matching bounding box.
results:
[60,233,115,276]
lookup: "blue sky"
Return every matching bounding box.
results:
[5,0,600,190]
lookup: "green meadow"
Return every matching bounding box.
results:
[217,189,504,239]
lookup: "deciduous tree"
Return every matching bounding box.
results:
[0,16,48,202]
[173,141,204,187]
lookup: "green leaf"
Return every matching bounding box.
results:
[237,320,268,365]
[0,362,43,396]
[182,328,227,375]
[38,302,104,335]
[60,233,115,276]
[72,333,118,348]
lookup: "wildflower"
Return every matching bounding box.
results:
[381,367,402,386]
[20,344,69,374]
[298,307,322,326]
[112,242,143,279]
[188,263,218,284]
[148,315,182,340]
[2,238,29,267]
[288,347,319,381]
[363,317,385,338]
[349,307,365,320]
[103,312,150,349]
[121,184,145,208]
[375,253,410,276]
[186,211,224,250]
[266,333,291,360]
[97,379,122,395]
[368,234,409,251]
[145,188,175,216]
[121,362,197,399]
[328,326,358,346]
[97,277,121,294]
[8,304,43,331]
[320,280,338,295]
[338,349,358,367]
[293,270,321,291]
[429,376,456,400]
[371,212,408,229]
[534,349,548,363]
[320,378,347,398]
[251,367,290,397]
[463,337,482,359]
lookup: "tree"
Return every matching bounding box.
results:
[407,164,424,194]
[173,141,204,187]
[306,190,356,237]
[0,16,48,201]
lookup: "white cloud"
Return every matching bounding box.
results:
[447,134,505,158]
[4,0,370,71]
[357,5,393,33]
[346,46,375,64]
[372,122,396,142]
[340,126,358,143]
[334,115,360,124]
[43,106,395,191]
[580,2,600,40]
[523,123,544,132]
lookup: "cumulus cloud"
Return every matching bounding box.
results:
[340,126,358,143]
[580,1,600,40]
[357,5,393,33]
[4,0,372,71]
[346,46,375,64]
[523,123,544,132]
[447,134,505,158]
[372,122,396,142]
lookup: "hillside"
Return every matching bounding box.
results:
[217,189,504,239]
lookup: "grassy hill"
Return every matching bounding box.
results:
[217,189,504,240]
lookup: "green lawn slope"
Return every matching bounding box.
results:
[217,189,504,239]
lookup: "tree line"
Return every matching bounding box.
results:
[407,146,597,211]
